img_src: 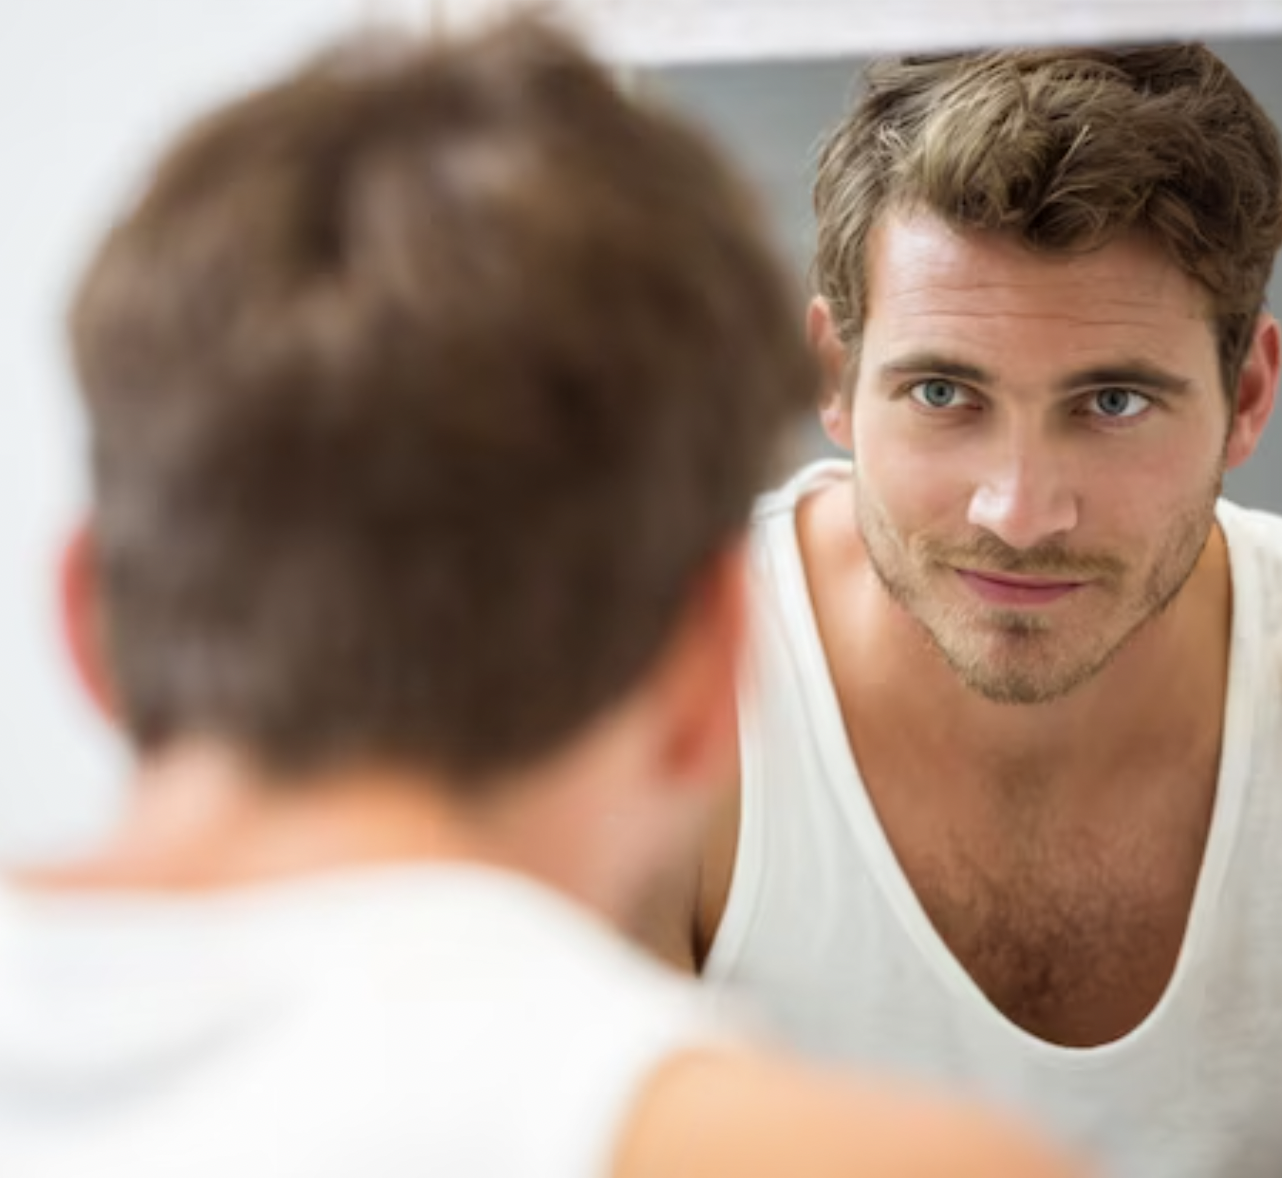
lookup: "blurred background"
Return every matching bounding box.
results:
[2,0,1280,861]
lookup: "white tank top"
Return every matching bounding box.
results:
[0,864,730,1178]
[707,459,1282,1178]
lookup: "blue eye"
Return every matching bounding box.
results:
[910,379,969,409]
[1091,388,1150,419]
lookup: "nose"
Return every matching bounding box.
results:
[967,434,1079,550]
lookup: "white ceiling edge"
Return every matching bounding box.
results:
[424,0,1282,65]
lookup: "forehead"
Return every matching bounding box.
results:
[862,211,1217,374]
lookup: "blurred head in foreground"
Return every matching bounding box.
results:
[60,10,815,912]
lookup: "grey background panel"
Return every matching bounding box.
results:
[644,37,1282,505]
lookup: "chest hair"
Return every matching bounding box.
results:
[891,769,1212,1047]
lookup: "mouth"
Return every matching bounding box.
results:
[955,568,1087,607]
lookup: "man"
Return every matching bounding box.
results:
[643,43,1282,1178]
[0,13,1078,1178]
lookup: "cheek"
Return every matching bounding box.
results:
[853,409,970,530]
[1080,430,1223,536]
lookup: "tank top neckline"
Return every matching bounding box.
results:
[761,459,1259,1066]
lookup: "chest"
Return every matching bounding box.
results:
[915,833,1199,1045]
[883,786,1214,1048]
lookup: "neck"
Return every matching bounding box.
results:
[14,738,656,929]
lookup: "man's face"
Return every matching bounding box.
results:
[838,212,1238,704]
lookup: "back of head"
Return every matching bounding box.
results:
[70,13,816,788]
[813,43,1282,389]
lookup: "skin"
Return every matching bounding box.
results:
[647,210,1280,1049]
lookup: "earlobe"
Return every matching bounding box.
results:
[820,398,851,450]
[1225,314,1280,469]
[58,524,118,725]
[806,297,854,452]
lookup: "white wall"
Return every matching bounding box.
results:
[0,1,422,862]
[579,0,1282,63]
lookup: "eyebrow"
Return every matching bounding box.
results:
[1059,363,1193,395]
[880,354,990,385]
[879,352,1194,395]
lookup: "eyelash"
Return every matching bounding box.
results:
[1083,389,1153,420]
[904,380,1154,423]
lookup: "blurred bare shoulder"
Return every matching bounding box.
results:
[614,1048,1089,1178]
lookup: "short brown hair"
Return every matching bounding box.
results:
[813,43,1282,391]
[70,15,815,785]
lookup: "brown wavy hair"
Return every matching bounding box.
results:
[813,44,1282,392]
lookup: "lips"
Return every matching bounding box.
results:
[956,569,1085,607]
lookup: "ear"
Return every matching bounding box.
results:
[647,541,749,796]
[58,523,118,725]
[1225,313,1280,469]
[807,296,853,452]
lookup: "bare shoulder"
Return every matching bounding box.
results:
[614,1048,1087,1178]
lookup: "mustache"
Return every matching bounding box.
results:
[923,531,1125,580]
